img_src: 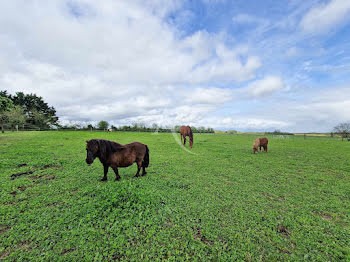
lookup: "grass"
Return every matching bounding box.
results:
[0,131,349,261]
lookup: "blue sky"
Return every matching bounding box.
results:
[1,0,350,132]
[175,0,350,86]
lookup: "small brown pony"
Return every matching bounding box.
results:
[86,139,149,181]
[180,126,193,148]
[253,137,268,154]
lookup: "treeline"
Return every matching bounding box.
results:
[265,130,294,136]
[0,91,59,133]
[61,121,215,133]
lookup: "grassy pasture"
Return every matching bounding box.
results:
[0,131,349,261]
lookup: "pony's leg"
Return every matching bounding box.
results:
[101,164,109,181]
[112,167,120,181]
[265,146,268,152]
[134,162,142,178]
[183,136,186,146]
[141,164,147,176]
[181,134,183,145]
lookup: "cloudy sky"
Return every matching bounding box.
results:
[1,0,350,132]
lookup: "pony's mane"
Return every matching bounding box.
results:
[89,139,125,163]
[104,140,125,150]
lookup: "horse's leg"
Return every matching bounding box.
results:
[134,166,141,177]
[112,167,120,181]
[265,145,268,152]
[141,161,147,176]
[101,164,108,181]
[181,134,183,145]
[134,161,142,178]
[183,136,186,146]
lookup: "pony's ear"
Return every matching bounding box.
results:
[86,140,89,143]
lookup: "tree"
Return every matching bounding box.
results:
[151,123,159,133]
[132,122,139,131]
[98,120,109,130]
[1,91,59,129]
[0,90,10,98]
[6,106,26,131]
[15,92,58,128]
[0,96,13,112]
[0,96,14,133]
[30,110,51,130]
[333,122,350,141]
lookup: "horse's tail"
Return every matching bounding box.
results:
[143,145,149,168]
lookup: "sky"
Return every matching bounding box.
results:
[1,0,350,132]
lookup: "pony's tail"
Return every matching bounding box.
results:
[143,145,149,168]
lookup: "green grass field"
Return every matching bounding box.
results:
[1,131,349,261]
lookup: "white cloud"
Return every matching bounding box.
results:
[300,0,350,35]
[0,0,260,86]
[1,60,235,126]
[300,87,350,121]
[183,87,233,104]
[0,0,264,128]
[203,117,290,130]
[1,0,349,132]
[245,85,350,132]
[242,76,286,98]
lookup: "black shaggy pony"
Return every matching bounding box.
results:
[86,139,149,181]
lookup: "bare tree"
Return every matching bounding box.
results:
[333,122,350,141]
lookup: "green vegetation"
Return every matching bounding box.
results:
[59,122,214,133]
[0,91,59,131]
[265,130,294,136]
[0,131,349,261]
[0,96,14,133]
[97,120,109,130]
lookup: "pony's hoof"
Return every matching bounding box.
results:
[100,178,107,182]
[141,172,147,176]
[115,177,121,181]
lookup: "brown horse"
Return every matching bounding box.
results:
[253,137,268,154]
[180,126,193,148]
[86,139,149,181]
